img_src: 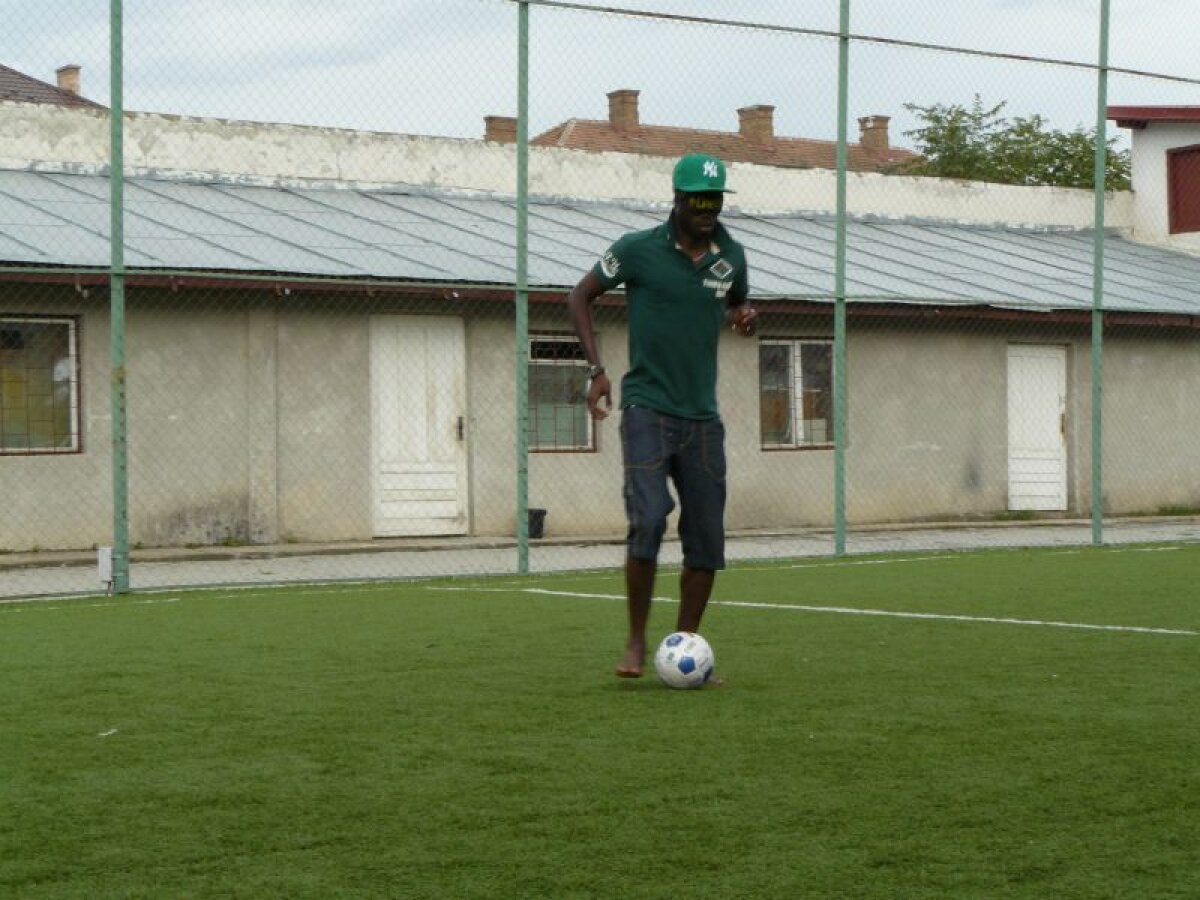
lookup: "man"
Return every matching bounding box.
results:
[567,153,758,678]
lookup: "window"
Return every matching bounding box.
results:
[1168,144,1200,235]
[528,335,593,451]
[759,339,833,448]
[1,317,80,454]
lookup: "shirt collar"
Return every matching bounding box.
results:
[666,213,723,256]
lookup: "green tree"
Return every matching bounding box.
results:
[900,96,1131,191]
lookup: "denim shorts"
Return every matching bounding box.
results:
[619,405,727,571]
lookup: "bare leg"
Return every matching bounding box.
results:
[677,566,715,633]
[617,555,656,676]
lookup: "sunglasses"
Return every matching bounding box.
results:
[685,194,723,211]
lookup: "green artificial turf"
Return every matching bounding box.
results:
[2,545,1197,898]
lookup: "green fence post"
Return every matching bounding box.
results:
[1091,0,1111,546]
[515,1,531,573]
[833,0,851,555]
[110,0,130,593]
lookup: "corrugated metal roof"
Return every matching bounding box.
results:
[3,168,1200,315]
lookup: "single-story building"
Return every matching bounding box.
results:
[3,100,1200,553]
[5,167,1200,552]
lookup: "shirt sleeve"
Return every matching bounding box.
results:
[590,235,632,292]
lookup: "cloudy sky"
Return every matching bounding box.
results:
[5,0,1198,147]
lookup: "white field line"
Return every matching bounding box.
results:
[0,578,419,608]
[475,545,1186,587]
[475,553,959,586]
[431,586,1199,637]
[2,545,1186,607]
[5,545,1194,638]
[715,599,1198,636]
[448,554,961,590]
[0,597,179,613]
[737,544,1184,575]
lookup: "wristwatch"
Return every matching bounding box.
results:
[587,364,606,380]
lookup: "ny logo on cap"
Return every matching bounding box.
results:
[702,160,720,178]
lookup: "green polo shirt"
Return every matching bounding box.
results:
[592,216,749,420]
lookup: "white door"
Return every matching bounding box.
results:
[1006,344,1067,511]
[370,315,468,536]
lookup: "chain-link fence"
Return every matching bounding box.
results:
[4,1,1200,598]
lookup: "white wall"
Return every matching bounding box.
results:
[0,100,1131,229]
[1126,123,1200,254]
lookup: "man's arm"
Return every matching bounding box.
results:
[726,294,757,337]
[726,254,756,337]
[567,269,613,420]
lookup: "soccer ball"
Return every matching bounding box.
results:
[654,632,715,689]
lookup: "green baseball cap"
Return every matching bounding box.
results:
[672,153,735,193]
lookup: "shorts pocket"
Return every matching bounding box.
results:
[700,418,726,481]
[621,407,665,470]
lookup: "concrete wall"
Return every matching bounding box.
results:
[0,101,1132,228]
[1126,123,1200,254]
[273,308,373,542]
[4,284,1200,551]
[125,302,255,546]
[1099,331,1200,512]
[485,315,1200,532]
[1,287,112,551]
[838,324,1011,522]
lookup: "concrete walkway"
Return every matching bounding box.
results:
[3,518,1200,601]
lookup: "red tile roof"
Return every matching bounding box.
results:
[0,63,102,108]
[530,118,918,174]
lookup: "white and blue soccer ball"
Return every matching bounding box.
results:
[654,632,715,689]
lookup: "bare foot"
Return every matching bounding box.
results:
[615,641,645,678]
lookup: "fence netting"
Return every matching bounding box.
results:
[3,1,1200,599]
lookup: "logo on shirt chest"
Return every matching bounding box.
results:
[703,278,732,298]
[709,258,734,280]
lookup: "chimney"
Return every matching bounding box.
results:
[56,64,82,96]
[607,89,640,132]
[858,115,891,151]
[737,105,775,144]
[484,115,517,144]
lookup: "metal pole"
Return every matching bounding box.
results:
[833,0,851,555]
[515,1,531,573]
[1091,0,1110,546]
[109,0,130,593]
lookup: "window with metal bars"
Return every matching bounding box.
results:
[759,338,833,448]
[527,335,593,452]
[0,317,80,454]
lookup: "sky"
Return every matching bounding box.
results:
[4,0,1199,149]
